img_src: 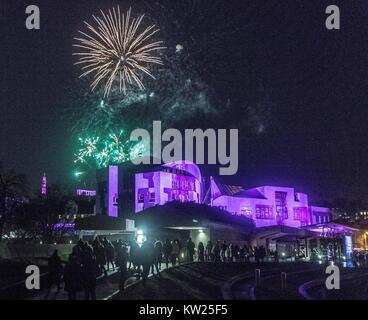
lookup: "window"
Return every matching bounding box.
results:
[275,191,288,220]
[255,205,273,219]
[293,207,309,222]
[149,192,156,203]
[138,193,144,204]
[241,207,253,218]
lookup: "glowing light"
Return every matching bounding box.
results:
[73,7,165,96]
[137,230,145,246]
[199,229,204,233]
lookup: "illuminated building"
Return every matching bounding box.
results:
[209,178,320,228]
[93,160,359,260]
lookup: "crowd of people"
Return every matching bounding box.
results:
[47,236,277,300]
[352,250,368,268]
[201,241,270,263]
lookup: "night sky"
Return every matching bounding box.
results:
[1,0,368,205]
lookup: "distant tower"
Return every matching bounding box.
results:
[41,173,47,195]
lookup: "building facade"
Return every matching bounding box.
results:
[96,161,332,229]
[210,178,331,228]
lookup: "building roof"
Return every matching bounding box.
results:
[134,201,256,233]
[214,179,267,199]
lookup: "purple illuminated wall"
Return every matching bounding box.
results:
[108,166,118,217]
[210,180,328,228]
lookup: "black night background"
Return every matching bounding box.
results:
[2,0,368,204]
[1,0,368,304]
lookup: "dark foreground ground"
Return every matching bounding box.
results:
[114,262,368,300]
[2,261,368,300]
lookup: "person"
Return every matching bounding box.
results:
[141,239,154,282]
[274,249,279,263]
[254,247,260,263]
[239,246,245,262]
[106,240,115,271]
[171,240,180,266]
[225,244,231,262]
[163,239,172,268]
[81,251,97,300]
[63,254,82,300]
[116,243,129,291]
[212,241,221,262]
[129,240,140,272]
[232,244,240,262]
[205,241,213,261]
[47,250,63,293]
[220,241,227,262]
[198,242,205,262]
[154,240,163,271]
[176,239,183,264]
[186,238,195,262]
[259,246,266,263]
[95,241,108,277]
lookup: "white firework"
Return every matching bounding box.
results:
[73,7,165,96]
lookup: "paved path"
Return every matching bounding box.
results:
[29,263,174,300]
[113,262,278,300]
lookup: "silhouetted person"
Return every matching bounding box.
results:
[106,241,115,271]
[63,254,82,300]
[187,238,195,262]
[47,250,63,293]
[171,240,180,265]
[239,246,245,262]
[212,241,221,262]
[150,240,160,276]
[154,240,163,271]
[198,242,205,262]
[205,241,213,261]
[255,247,260,263]
[116,244,129,291]
[220,241,227,262]
[130,240,141,273]
[82,251,97,300]
[259,246,266,263]
[141,240,154,282]
[176,239,183,264]
[163,239,172,268]
[95,241,107,277]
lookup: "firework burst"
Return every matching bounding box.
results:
[74,131,145,170]
[73,7,165,96]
